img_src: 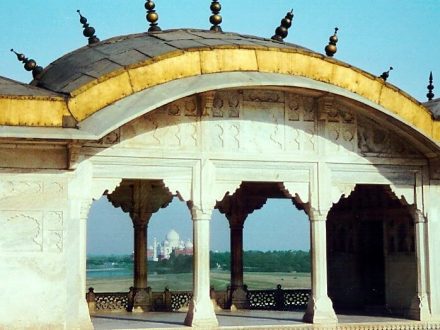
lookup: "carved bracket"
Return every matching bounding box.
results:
[330,183,357,205]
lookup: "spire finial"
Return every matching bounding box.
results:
[145,1,161,32]
[10,49,43,80]
[210,0,222,32]
[325,27,339,57]
[77,10,100,45]
[380,66,393,81]
[427,72,435,101]
[271,9,294,42]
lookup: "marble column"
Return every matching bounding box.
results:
[409,208,431,320]
[229,216,249,309]
[107,180,173,313]
[185,206,219,327]
[217,190,266,310]
[132,212,152,312]
[303,210,338,324]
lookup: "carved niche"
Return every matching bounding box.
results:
[0,210,64,253]
[0,212,43,252]
[0,179,66,253]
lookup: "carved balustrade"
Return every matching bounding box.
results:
[86,285,310,313]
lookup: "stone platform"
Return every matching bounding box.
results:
[92,310,440,330]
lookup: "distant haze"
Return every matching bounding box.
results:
[87,197,310,255]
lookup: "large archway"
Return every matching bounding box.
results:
[328,185,418,317]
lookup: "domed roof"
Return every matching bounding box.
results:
[166,229,180,242]
[0,29,438,149]
[33,29,309,95]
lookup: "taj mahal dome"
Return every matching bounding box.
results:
[148,229,193,261]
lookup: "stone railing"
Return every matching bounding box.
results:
[247,285,310,310]
[86,285,309,313]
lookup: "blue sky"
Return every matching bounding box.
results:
[1,1,438,254]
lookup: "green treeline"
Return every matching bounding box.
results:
[87,250,310,274]
[210,250,310,273]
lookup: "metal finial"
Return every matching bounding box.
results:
[10,49,43,79]
[77,10,100,45]
[271,9,294,42]
[325,27,339,57]
[427,71,435,101]
[145,1,161,32]
[380,66,393,81]
[210,0,222,32]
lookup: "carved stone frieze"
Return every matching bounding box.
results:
[163,96,198,117]
[357,117,421,157]
[96,88,427,160]
[121,98,199,148]
[0,181,42,200]
[286,94,315,122]
[212,90,242,118]
[0,180,65,201]
[243,90,284,103]
[284,94,317,152]
[86,129,121,148]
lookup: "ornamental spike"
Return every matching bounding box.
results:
[271,9,294,42]
[145,1,161,32]
[77,10,100,45]
[209,0,222,32]
[427,71,435,101]
[10,49,43,79]
[380,66,393,81]
[325,27,339,57]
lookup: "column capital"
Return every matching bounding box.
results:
[308,208,329,222]
[410,207,427,224]
[190,204,213,221]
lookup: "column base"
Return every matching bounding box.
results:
[303,295,338,324]
[184,298,219,328]
[408,294,431,321]
[133,288,152,312]
[231,287,249,310]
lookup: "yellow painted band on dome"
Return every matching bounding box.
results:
[0,96,67,126]
[0,46,438,143]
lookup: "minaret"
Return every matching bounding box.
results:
[153,237,158,261]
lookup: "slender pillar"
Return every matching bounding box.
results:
[131,212,152,312]
[303,210,338,324]
[230,216,249,309]
[185,206,218,327]
[107,180,173,312]
[409,208,431,320]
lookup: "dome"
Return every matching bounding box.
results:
[166,229,180,243]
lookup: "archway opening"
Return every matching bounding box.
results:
[216,181,311,311]
[327,184,416,317]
